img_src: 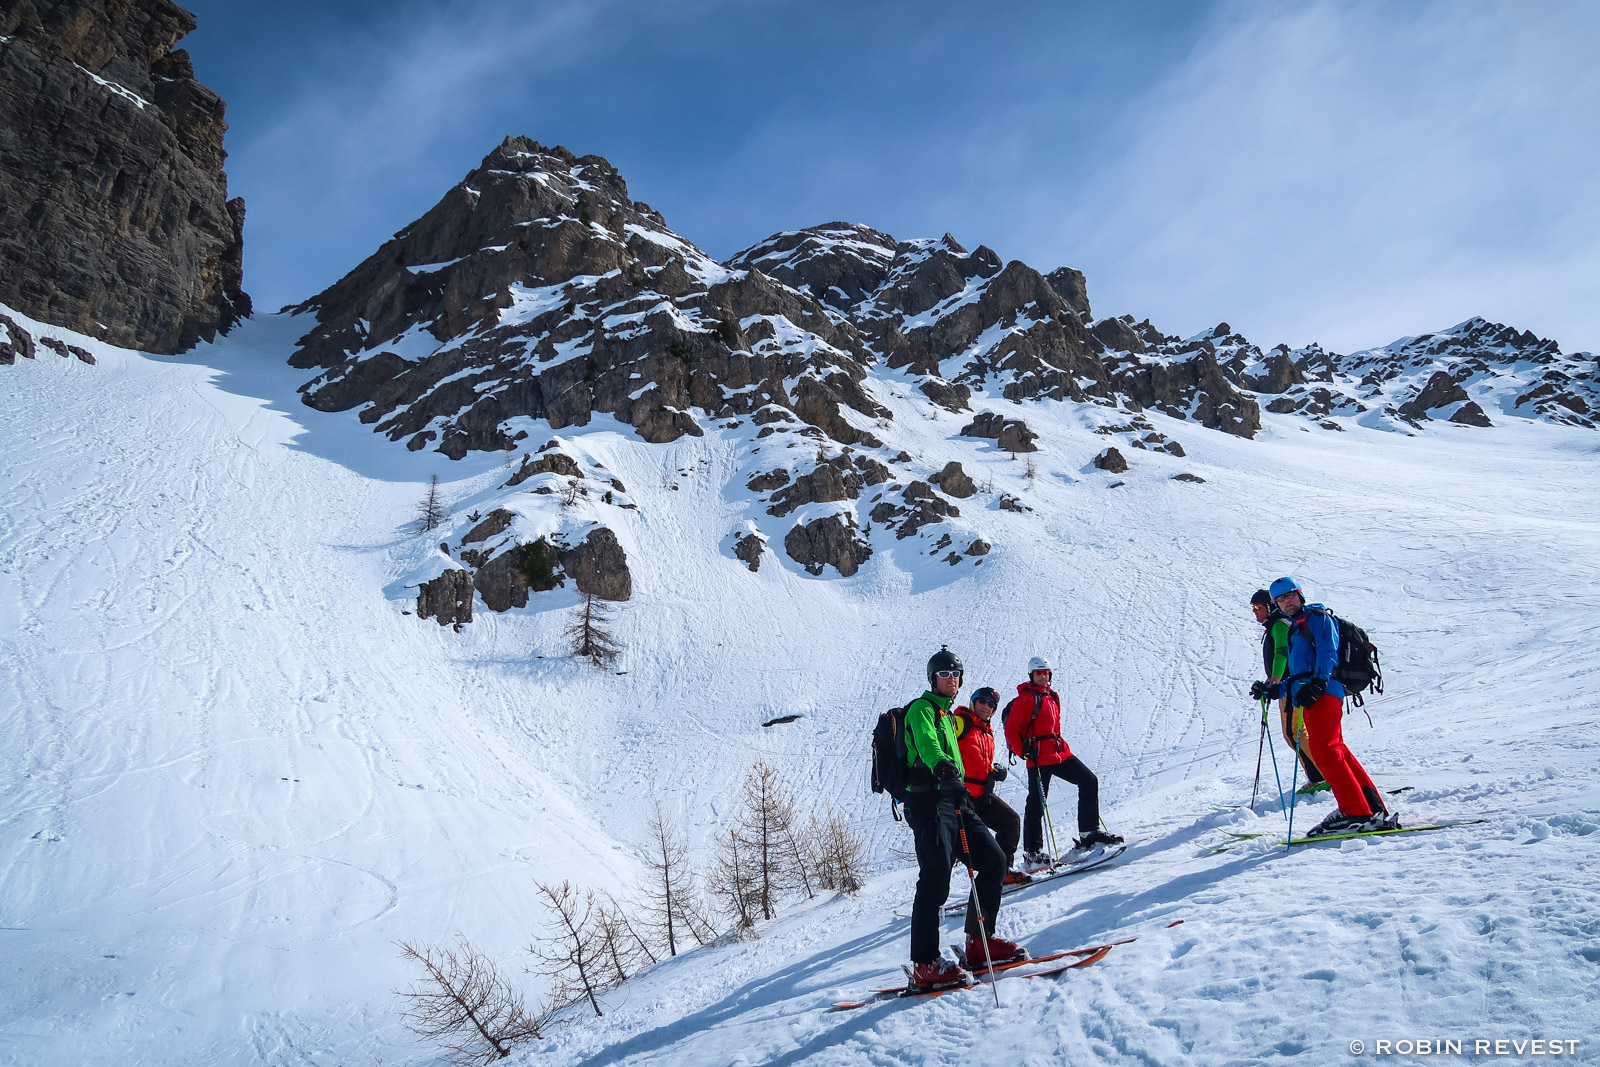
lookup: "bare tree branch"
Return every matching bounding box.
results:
[810,808,868,894]
[564,593,621,667]
[527,881,609,1017]
[395,936,548,1065]
[638,801,714,955]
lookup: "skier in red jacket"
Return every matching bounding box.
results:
[1004,656,1122,864]
[953,687,1030,885]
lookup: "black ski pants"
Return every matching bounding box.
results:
[903,791,1005,964]
[1024,756,1100,853]
[969,792,1020,870]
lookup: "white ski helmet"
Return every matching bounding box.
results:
[1027,655,1052,673]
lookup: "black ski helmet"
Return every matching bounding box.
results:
[1250,588,1272,608]
[926,645,963,689]
[971,686,1000,707]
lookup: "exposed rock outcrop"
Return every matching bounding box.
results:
[930,461,977,499]
[1094,447,1128,474]
[733,531,765,572]
[1397,370,1471,421]
[784,514,872,577]
[417,569,474,627]
[960,412,1039,452]
[0,0,249,353]
[559,527,632,601]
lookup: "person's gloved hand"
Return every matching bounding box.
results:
[1250,680,1283,701]
[934,760,966,800]
[1297,677,1327,707]
[988,764,1008,784]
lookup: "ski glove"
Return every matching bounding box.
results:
[1296,677,1327,707]
[1249,680,1283,701]
[934,760,966,800]
[988,764,1008,784]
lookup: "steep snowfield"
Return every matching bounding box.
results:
[2,306,1597,1065]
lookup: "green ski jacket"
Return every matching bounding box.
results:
[904,690,960,789]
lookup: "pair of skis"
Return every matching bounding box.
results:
[830,919,1185,1011]
[1203,818,1484,853]
[938,842,1128,916]
[828,937,1129,1011]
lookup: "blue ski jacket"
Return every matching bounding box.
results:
[1284,604,1346,706]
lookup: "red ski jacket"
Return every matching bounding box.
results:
[1003,682,1071,767]
[952,706,997,797]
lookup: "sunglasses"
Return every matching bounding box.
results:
[934,670,961,679]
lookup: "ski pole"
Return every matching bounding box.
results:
[1250,702,1267,811]
[1285,711,1303,848]
[1027,765,1058,863]
[1039,777,1061,860]
[1264,703,1287,815]
[957,816,1000,1008]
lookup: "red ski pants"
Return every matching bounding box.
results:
[1299,694,1376,817]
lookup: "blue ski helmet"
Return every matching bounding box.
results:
[1268,576,1303,600]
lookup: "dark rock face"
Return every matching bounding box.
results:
[930,461,976,499]
[784,514,872,576]
[559,527,631,601]
[1,313,38,364]
[869,480,960,539]
[0,0,249,353]
[504,449,581,487]
[1397,371,1470,420]
[766,455,864,517]
[1449,400,1493,427]
[290,138,886,459]
[1091,315,1146,355]
[417,569,474,626]
[733,531,764,572]
[461,508,515,544]
[919,376,971,412]
[960,412,1039,452]
[1094,447,1128,473]
[473,548,533,613]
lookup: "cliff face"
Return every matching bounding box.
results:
[0,0,249,354]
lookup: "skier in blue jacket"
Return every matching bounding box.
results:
[1250,577,1398,837]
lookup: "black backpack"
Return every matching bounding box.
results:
[1296,607,1384,706]
[871,706,910,806]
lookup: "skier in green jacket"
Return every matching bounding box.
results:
[901,646,1020,991]
[1252,588,1325,791]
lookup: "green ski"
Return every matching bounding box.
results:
[1284,818,1485,846]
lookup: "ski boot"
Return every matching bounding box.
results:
[906,956,972,993]
[1074,829,1124,850]
[963,933,1027,971]
[1003,868,1034,886]
[1303,811,1367,838]
[1020,849,1053,869]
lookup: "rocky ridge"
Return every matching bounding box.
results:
[0,0,249,353]
[283,141,1595,622]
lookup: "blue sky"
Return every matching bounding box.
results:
[182,0,1600,354]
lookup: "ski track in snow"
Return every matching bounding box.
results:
[1,306,1597,1065]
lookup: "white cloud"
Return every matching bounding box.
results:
[1030,0,1600,353]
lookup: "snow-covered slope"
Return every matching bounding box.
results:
[2,302,1598,1065]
